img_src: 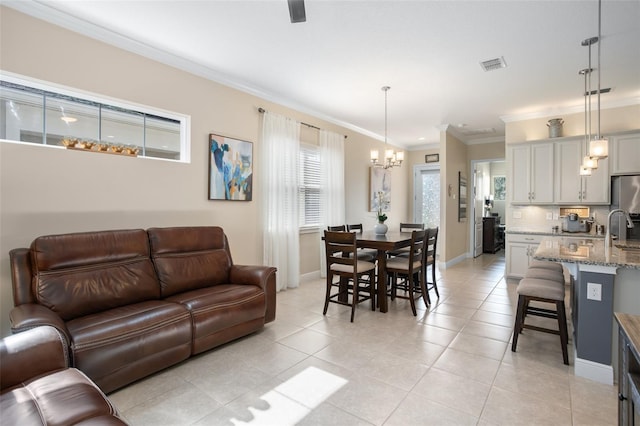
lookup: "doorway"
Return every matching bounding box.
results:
[471,160,505,257]
[413,164,440,228]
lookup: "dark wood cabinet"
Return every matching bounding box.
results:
[483,217,504,253]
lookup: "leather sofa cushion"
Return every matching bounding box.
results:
[166,284,265,354]
[148,227,232,297]
[1,368,126,425]
[30,230,160,321]
[148,226,227,254]
[67,300,192,393]
[32,229,150,271]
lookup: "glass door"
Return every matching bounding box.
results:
[413,165,440,229]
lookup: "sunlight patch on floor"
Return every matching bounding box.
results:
[230,366,348,425]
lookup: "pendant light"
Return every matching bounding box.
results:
[370,86,403,169]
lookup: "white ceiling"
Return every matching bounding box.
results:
[7,0,640,149]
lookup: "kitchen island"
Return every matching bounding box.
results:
[533,237,640,384]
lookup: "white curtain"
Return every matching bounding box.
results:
[261,112,301,291]
[319,129,346,277]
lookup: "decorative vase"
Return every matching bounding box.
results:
[374,222,388,235]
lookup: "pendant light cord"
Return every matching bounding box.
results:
[597,0,602,139]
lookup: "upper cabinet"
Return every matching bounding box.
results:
[554,138,610,205]
[611,132,640,175]
[509,142,554,204]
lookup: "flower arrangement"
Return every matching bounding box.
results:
[377,191,389,223]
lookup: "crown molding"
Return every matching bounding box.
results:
[500,96,640,123]
[465,136,505,145]
[407,142,440,151]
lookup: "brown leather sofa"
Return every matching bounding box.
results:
[9,226,277,394]
[1,325,128,424]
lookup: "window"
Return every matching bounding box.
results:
[299,143,320,229]
[0,74,190,161]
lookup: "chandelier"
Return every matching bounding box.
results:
[580,0,609,176]
[371,86,403,169]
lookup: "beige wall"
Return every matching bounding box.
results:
[505,105,640,144]
[441,131,468,263]
[467,141,505,161]
[0,7,407,335]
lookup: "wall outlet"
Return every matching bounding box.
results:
[546,212,553,220]
[513,211,522,219]
[587,282,602,301]
[553,213,559,220]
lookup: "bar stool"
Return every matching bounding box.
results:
[525,267,565,285]
[511,277,569,365]
[529,260,564,273]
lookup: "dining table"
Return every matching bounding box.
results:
[356,230,413,313]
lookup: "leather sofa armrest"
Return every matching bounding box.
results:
[229,265,277,323]
[0,326,69,391]
[10,304,71,344]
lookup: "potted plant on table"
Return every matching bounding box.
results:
[374,191,389,235]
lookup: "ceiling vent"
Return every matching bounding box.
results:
[480,57,507,72]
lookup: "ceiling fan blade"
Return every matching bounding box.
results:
[288,0,306,23]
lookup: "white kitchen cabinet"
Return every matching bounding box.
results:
[509,142,554,204]
[554,137,609,205]
[611,132,640,175]
[505,233,544,278]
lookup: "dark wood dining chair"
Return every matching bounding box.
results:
[323,231,376,322]
[424,227,440,304]
[327,225,346,231]
[386,229,428,316]
[389,223,425,257]
[399,223,425,232]
[346,224,377,261]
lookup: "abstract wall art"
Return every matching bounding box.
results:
[209,133,253,201]
[370,167,391,212]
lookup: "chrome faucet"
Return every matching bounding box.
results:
[606,209,635,247]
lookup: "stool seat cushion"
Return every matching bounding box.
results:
[386,257,421,271]
[517,278,565,301]
[330,260,376,274]
[529,261,563,272]
[525,268,565,284]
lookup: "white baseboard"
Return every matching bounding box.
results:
[574,355,614,385]
[443,253,467,269]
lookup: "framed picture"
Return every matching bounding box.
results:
[370,167,391,212]
[208,133,253,201]
[493,176,506,200]
[458,171,467,222]
[425,154,439,163]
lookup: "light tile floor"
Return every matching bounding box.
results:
[109,252,618,425]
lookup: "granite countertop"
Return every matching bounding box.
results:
[533,236,640,269]
[506,227,605,239]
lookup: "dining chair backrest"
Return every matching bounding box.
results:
[425,227,439,262]
[400,223,425,232]
[324,230,358,270]
[409,229,428,267]
[327,225,346,232]
[346,224,364,233]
